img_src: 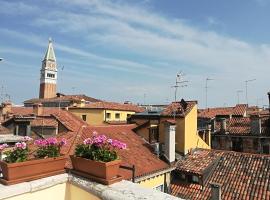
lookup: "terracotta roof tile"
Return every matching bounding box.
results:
[171,149,270,200]
[161,99,196,117]
[24,94,101,104]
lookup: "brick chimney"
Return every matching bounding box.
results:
[33,103,43,116]
[220,118,226,133]
[250,115,261,134]
[164,121,176,163]
[210,182,222,200]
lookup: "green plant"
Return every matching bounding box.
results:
[75,133,126,162]
[4,142,28,163]
[34,138,67,159]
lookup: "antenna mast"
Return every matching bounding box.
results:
[205,78,214,109]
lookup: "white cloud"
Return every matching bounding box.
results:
[0,1,39,15]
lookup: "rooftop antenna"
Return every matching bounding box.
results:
[245,79,256,105]
[171,71,188,120]
[171,71,188,102]
[205,78,214,109]
[236,90,243,104]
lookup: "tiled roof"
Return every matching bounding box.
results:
[175,149,222,175]
[171,149,270,200]
[161,99,196,117]
[70,101,145,113]
[31,117,58,127]
[24,94,101,104]
[198,104,248,119]
[215,116,270,136]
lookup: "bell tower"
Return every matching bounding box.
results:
[39,38,57,99]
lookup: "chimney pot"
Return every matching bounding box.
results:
[164,122,176,163]
[210,182,222,200]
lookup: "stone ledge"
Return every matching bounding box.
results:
[0,173,183,200]
[69,174,182,200]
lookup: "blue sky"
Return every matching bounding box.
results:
[0,0,269,108]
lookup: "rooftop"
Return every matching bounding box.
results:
[69,101,145,113]
[171,149,270,200]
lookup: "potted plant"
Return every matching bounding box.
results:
[0,136,67,185]
[71,132,126,182]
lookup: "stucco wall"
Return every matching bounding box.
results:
[183,105,210,154]
[138,174,165,189]
[4,183,67,200]
[105,110,135,122]
[66,184,101,200]
[69,108,104,125]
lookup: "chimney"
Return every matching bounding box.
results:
[164,122,176,163]
[210,182,222,200]
[250,115,261,134]
[220,118,226,133]
[33,103,43,116]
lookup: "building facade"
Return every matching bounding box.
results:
[39,38,57,99]
[129,99,211,156]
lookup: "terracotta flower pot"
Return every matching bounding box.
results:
[0,156,66,185]
[70,155,121,180]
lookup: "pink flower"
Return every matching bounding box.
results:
[15,142,27,150]
[47,137,58,145]
[23,136,33,142]
[0,143,8,151]
[83,138,92,145]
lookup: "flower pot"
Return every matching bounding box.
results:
[0,156,66,185]
[70,156,121,180]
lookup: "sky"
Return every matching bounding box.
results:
[0,0,270,108]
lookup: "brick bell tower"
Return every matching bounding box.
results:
[39,38,57,99]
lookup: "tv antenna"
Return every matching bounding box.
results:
[205,78,214,109]
[171,71,188,102]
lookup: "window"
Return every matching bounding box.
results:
[47,73,55,78]
[115,113,120,119]
[106,113,111,119]
[149,127,159,143]
[192,175,199,183]
[154,184,164,192]
[127,114,131,118]
[82,115,87,121]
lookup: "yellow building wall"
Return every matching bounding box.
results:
[175,118,185,153]
[183,104,210,154]
[69,108,105,125]
[4,183,67,200]
[105,110,135,122]
[69,108,135,125]
[66,183,101,200]
[138,174,165,189]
